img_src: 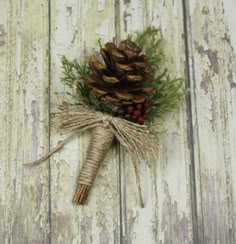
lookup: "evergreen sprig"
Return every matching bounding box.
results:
[61,56,113,114]
[129,27,186,121]
[61,55,90,88]
[129,27,163,69]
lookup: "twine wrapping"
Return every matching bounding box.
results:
[27,103,158,207]
[73,126,114,204]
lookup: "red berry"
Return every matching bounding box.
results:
[127,106,134,114]
[149,101,153,105]
[145,101,153,108]
[131,115,137,122]
[133,110,141,117]
[143,114,149,120]
[138,117,144,124]
[118,109,125,115]
[136,104,143,110]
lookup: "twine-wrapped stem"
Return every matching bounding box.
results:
[73,126,114,204]
[26,105,158,207]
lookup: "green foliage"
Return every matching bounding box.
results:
[130,27,163,69]
[61,55,90,88]
[61,56,113,114]
[129,27,186,122]
[149,71,186,119]
[87,92,113,114]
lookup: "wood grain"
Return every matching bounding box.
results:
[0,0,50,243]
[50,0,120,243]
[186,0,236,243]
[118,0,193,243]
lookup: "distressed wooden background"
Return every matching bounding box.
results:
[0,0,236,243]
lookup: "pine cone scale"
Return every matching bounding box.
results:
[86,75,105,86]
[127,75,143,82]
[102,75,120,84]
[100,49,112,70]
[92,87,109,97]
[115,91,133,101]
[116,63,133,73]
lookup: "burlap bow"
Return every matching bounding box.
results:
[28,103,159,207]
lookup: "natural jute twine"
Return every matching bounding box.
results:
[27,103,158,207]
[73,126,114,204]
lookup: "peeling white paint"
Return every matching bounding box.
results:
[1,0,236,243]
[0,0,50,243]
[187,0,236,243]
[97,0,105,11]
[50,0,120,243]
[96,19,110,40]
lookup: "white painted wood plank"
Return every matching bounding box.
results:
[50,1,120,243]
[119,0,193,243]
[186,0,236,243]
[0,0,50,243]
[0,2,11,241]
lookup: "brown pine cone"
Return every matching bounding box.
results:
[85,40,153,106]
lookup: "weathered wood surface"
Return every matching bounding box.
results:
[0,0,50,243]
[0,0,235,244]
[119,1,193,244]
[50,1,120,243]
[186,1,236,243]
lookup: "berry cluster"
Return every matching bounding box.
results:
[117,101,153,124]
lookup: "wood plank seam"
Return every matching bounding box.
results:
[181,1,202,244]
[48,0,52,243]
[114,1,124,242]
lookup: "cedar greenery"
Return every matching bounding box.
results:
[61,27,186,127]
[129,27,186,120]
[61,56,113,114]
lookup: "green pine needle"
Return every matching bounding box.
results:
[129,27,186,121]
[61,55,113,114]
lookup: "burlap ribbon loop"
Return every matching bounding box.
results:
[27,104,159,207]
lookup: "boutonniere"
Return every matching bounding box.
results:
[28,27,186,207]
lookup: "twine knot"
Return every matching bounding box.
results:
[102,115,112,128]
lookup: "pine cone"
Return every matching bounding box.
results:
[85,40,153,106]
